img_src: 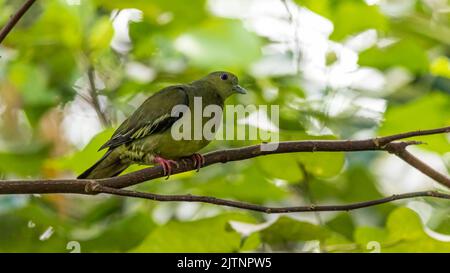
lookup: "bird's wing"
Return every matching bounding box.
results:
[98,85,189,151]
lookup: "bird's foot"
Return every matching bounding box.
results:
[153,156,179,179]
[190,153,205,172]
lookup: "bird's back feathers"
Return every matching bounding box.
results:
[98,85,189,151]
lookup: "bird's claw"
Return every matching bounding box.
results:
[153,156,179,179]
[190,153,205,172]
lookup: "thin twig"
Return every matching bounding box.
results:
[91,184,450,214]
[378,127,450,145]
[0,0,37,44]
[87,66,110,127]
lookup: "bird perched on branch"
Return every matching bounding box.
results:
[78,71,246,179]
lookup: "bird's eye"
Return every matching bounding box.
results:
[220,73,228,81]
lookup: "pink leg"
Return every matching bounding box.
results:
[153,156,179,179]
[190,153,205,172]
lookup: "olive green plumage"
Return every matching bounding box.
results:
[78,71,246,179]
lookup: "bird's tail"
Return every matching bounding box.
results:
[77,149,130,179]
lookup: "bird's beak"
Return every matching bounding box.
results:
[233,85,247,94]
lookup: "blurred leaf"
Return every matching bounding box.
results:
[293,0,332,19]
[128,21,158,60]
[80,211,154,252]
[431,57,450,78]
[189,163,288,203]
[354,226,387,248]
[54,129,114,174]
[309,163,395,227]
[379,93,450,154]
[297,150,345,179]
[359,39,429,74]
[337,166,383,202]
[132,213,256,252]
[429,208,450,235]
[0,146,49,176]
[175,19,262,70]
[96,0,208,27]
[295,134,346,178]
[21,0,83,50]
[81,197,124,224]
[330,1,388,40]
[8,62,57,106]
[88,16,114,54]
[259,216,331,246]
[326,213,355,240]
[354,207,450,252]
[257,154,304,181]
[0,201,71,252]
[323,232,355,252]
[241,233,261,251]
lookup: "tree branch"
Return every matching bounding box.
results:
[89,183,450,213]
[0,126,448,213]
[377,127,450,145]
[385,142,450,188]
[0,0,37,44]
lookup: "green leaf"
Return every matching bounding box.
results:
[21,0,83,50]
[354,226,388,247]
[379,93,450,154]
[338,166,384,202]
[296,134,346,178]
[260,216,331,246]
[175,19,262,70]
[53,129,114,175]
[189,163,288,203]
[387,207,423,240]
[429,208,450,235]
[326,213,355,240]
[95,0,208,27]
[294,0,388,41]
[359,39,429,73]
[8,62,57,107]
[297,150,345,178]
[330,1,388,40]
[241,233,261,251]
[132,213,256,252]
[79,212,154,252]
[355,207,450,252]
[0,146,49,176]
[293,0,332,19]
[88,17,114,53]
[257,154,304,181]
[0,202,71,252]
[430,57,450,78]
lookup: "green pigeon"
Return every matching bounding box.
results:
[78,71,246,179]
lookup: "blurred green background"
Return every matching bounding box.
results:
[0,0,449,252]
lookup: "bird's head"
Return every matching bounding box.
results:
[200,71,247,99]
